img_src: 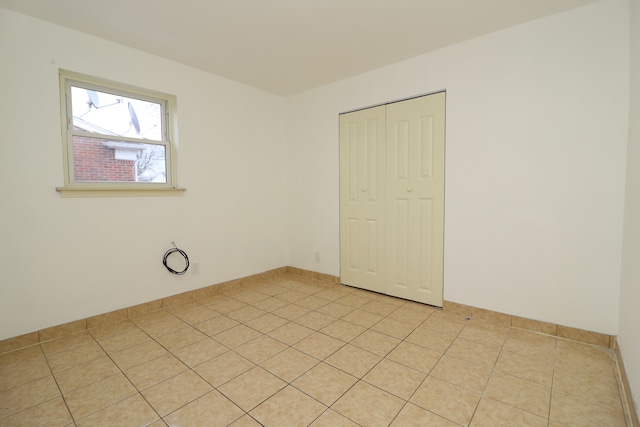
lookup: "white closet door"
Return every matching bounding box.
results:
[386,93,445,306]
[339,105,387,293]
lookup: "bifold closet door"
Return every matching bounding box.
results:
[386,93,445,306]
[339,105,387,294]
[339,92,445,307]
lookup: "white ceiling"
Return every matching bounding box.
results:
[0,0,600,95]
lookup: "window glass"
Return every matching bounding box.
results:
[70,86,163,141]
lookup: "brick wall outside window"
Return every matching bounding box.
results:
[72,134,135,182]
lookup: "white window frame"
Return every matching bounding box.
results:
[57,70,183,197]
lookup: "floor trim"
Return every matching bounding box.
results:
[0,266,621,353]
[614,339,640,427]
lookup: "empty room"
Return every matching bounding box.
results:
[0,0,639,425]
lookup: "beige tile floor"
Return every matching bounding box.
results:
[0,274,628,426]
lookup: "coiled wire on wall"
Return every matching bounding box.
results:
[163,242,189,275]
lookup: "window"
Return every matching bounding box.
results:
[58,70,182,196]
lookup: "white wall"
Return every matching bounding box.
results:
[0,9,289,340]
[0,0,631,343]
[618,0,640,413]
[287,0,629,335]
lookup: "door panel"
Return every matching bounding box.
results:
[420,115,434,179]
[347,218,359,269]
[366,219,379,273]
[386,93,445,306]
[339,105,386,294]
[393,197,410,288]
[418,198,434,293]
[396,120,410,180]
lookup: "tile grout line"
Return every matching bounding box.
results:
[90,319,166,425]
[547,336,559,427]
[380,308,442,427]
[470,320,512,426]
[211,286,329,423]
[180,284,334,423]
[40,345,79,426]
[295,296,400,425]
[413,311,471,426]
[240,283,422,426]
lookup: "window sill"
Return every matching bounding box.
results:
[56,187,186,198]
